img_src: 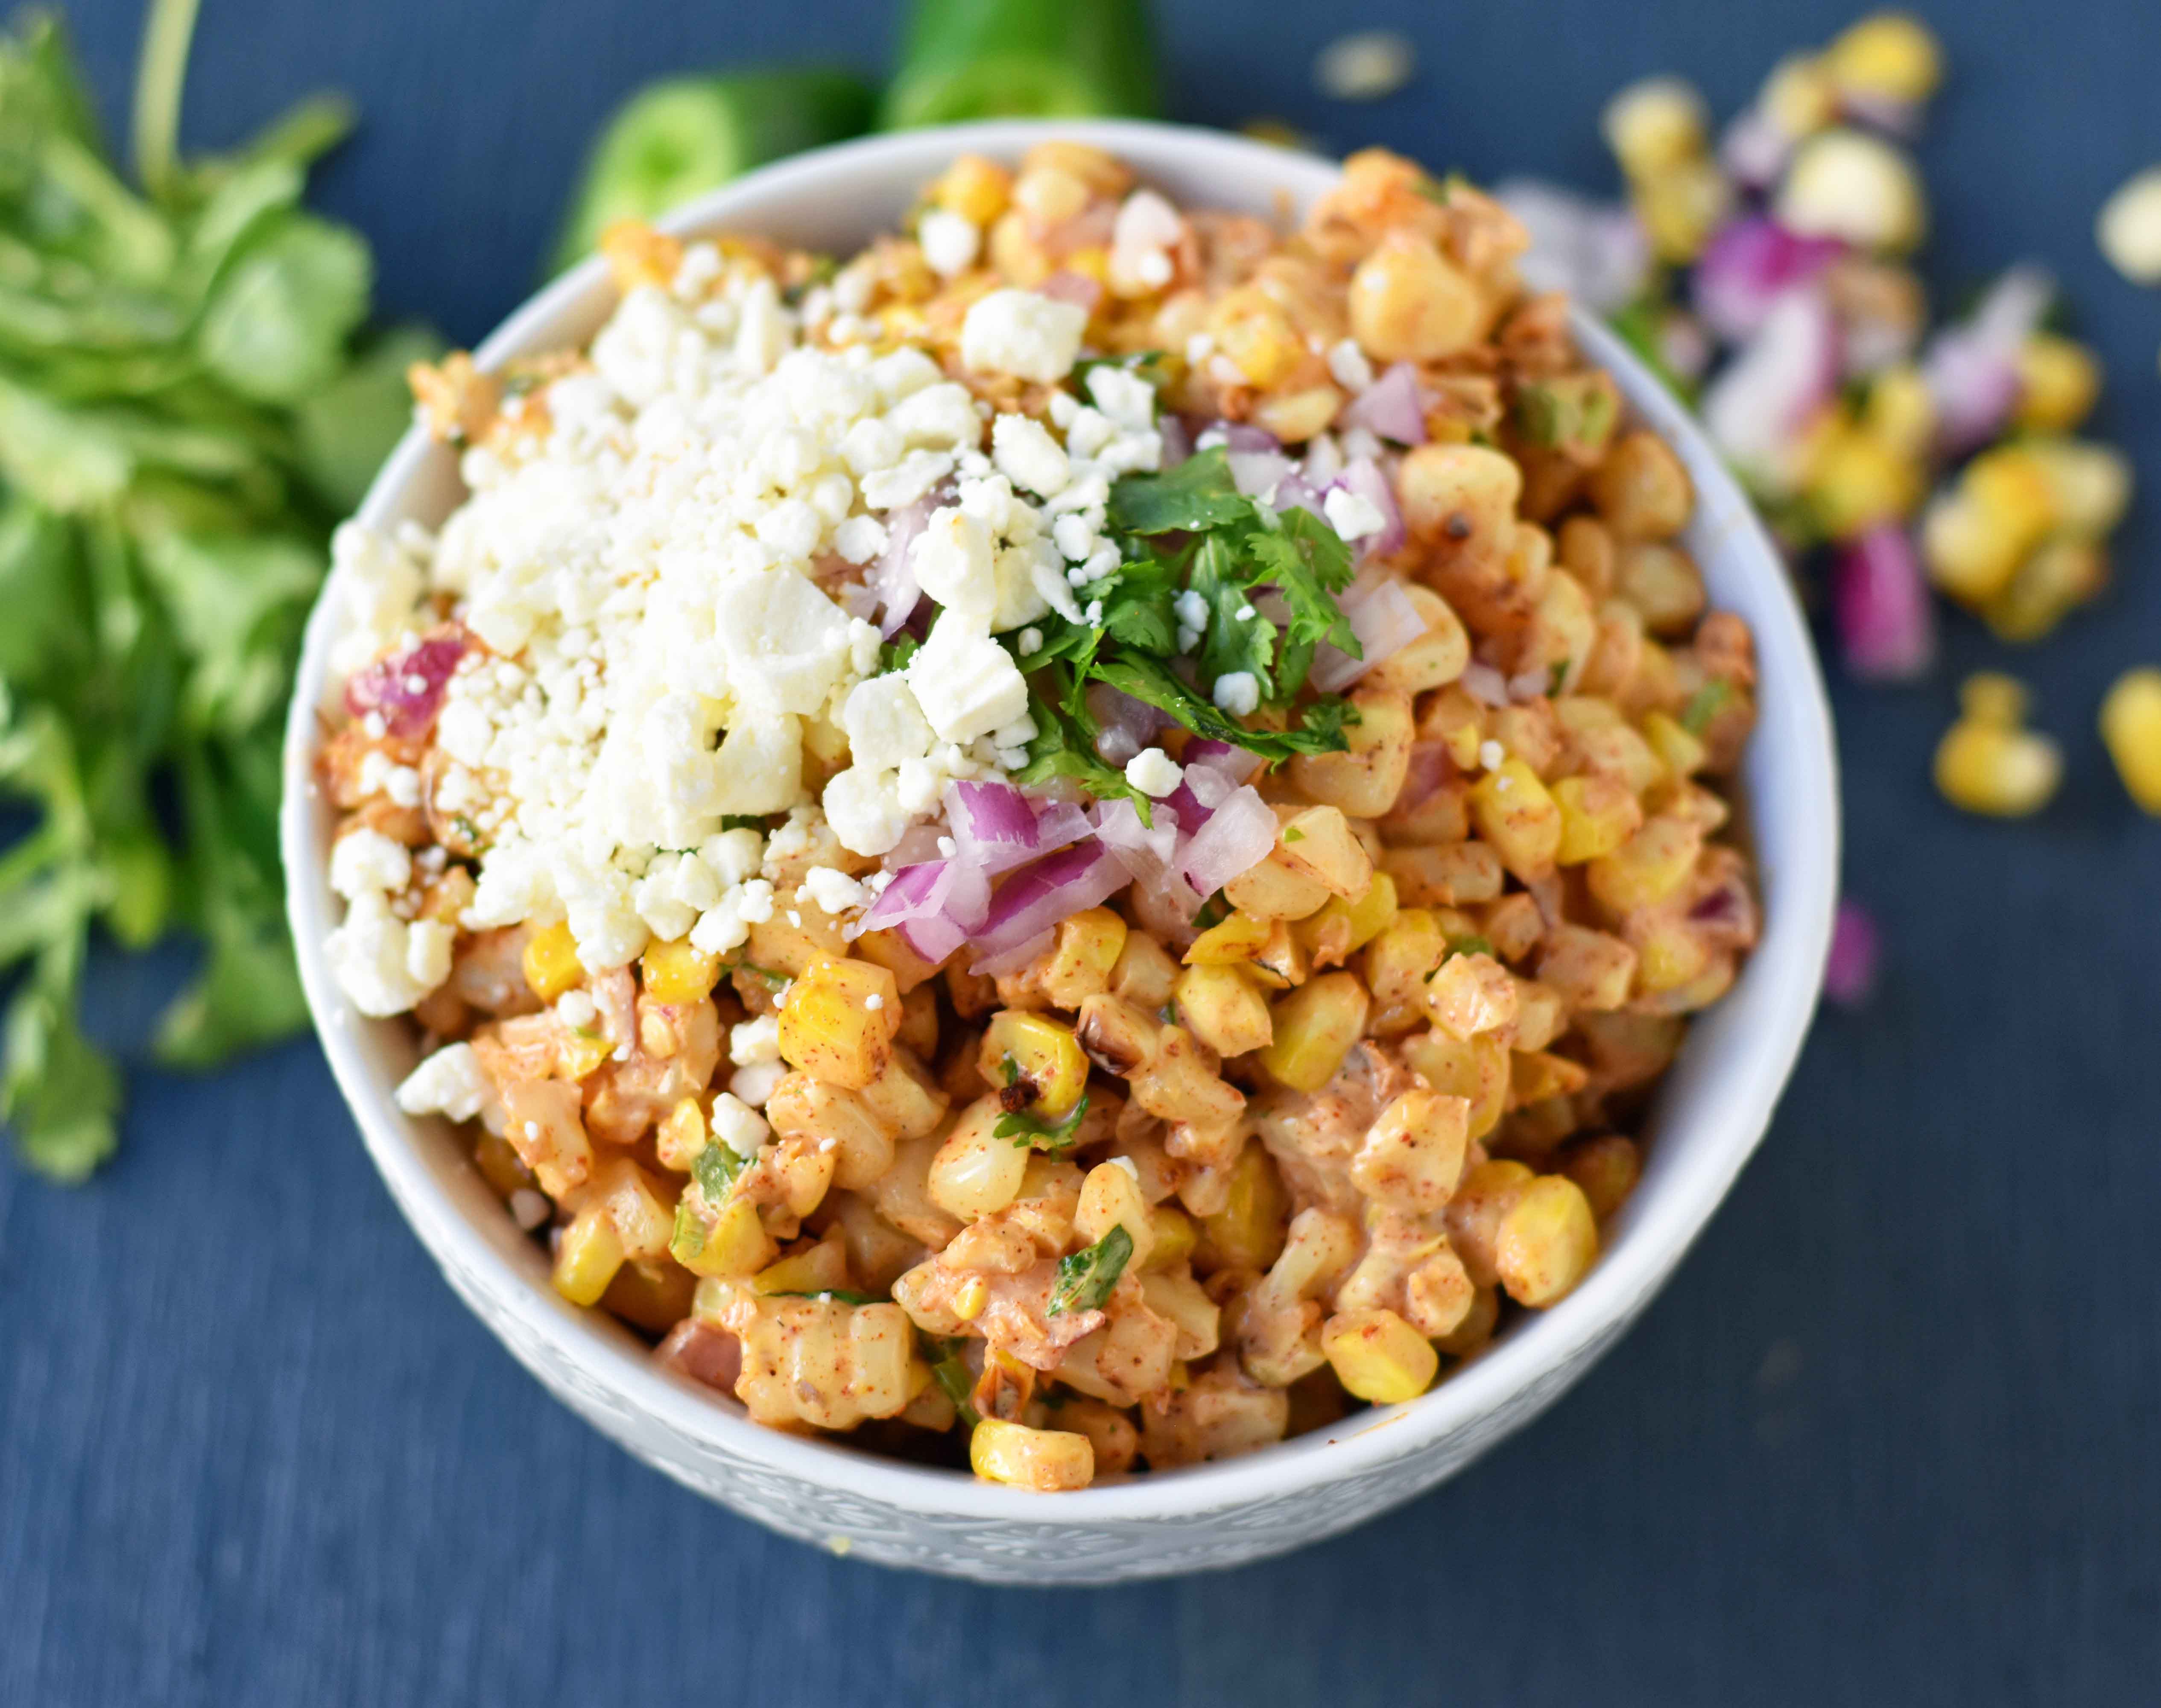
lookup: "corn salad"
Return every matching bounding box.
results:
[319,143,1759,1489]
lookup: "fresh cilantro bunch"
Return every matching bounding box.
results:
[0,3,432,1179]
[1005,446,1361,812]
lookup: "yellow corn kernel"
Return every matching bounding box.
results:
[2100,667,2161,814]
[1558,1133,1643,1221]
[1351,1088,1471,1213]
[1322,1307,1440,1404]
[1552,773,1642,866]
[551,1201,625,1307]
[851,927,942,994]
[1076,1160,1156,1269]
[754,1237,851,1297]
[1960,672,2028,726]
[1172,963,1274,1057]
[1197,1141,1290,1272]
[672,1192,775,1280]
[1633,158,1733,264]
[951,1275,990,1321]
[1805,423,1921,541]
[1468,758,1563,881]
[1422,951,1518,1041]
[1208,284,1305,388]
[1259,972,1370,1091]
[1296,871,1399,971]
[979,1010,1089,1119]
[2015,333,2102,433]
[1222,850,1333,921]
[1038,908,1128,1009]
[1982,536,2108,644]
[1536,924,1638,1012]
[1186,909,1278,965]
[1494,1175,1600,1306]
[1288,686,1415,820]
[553,1023,611,1083]
[1602,76,1708,179]
[1862,363,1936,459]
[1145,1203,1197,1272]
[1923,448,2056,605]
[1362,906,1448,1021]
[1108,931,1179,1007]
[1348,233,1483,363]
[1274,806,1374,899]
[588,1155,675,1261]
[970,1417,1094,1491]
[929,153,1012,225]
[857,1048,951,1141]
[778,955,901,1089]
[927,1096,1029,1220]
[1587,815,1703,914]
[1400,1027,1509,1140]
[472,1129,536,1202]
[2024,438,2132,538]
[1366,584,1470,695]
[1824,11,1942,102]
[1252,385,1345,445]
[521,921,584,1001]
[1934,718,2062,818]
[639,937,721,1003]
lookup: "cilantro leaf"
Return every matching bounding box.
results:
[1007,685,1149,818]
[993,1088,1091,1149]
[928,1337,981,1427]
[692,1140,752,1202]
[1681,679,1734,734]
[1107,446,1252,534]
[878,634,920,673]
[1047,1225,1134,1316]
[1190,535,1277,701]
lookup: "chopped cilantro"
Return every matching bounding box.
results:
[1048,1225,1134,1316]
[1282,826,1306,843]
[1681,679,1734,734]
[928,1337,980,1426]
[724,959,790,989]
[719,814,769,832]
[769,1288,877,1305]
[992,1056,1090,1149]
[1106,446,1254,534]
[1424,936,1496,978]
[692,1141,751,1202]
[878,634,921,673]
[1548,660,1570,696]
[1191,892,1231,930]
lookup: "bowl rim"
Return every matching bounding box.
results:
[281,117,1839,1526]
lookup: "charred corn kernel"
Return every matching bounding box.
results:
[1983,536,2108,643]
[2016,334,2102,433]
[1588,430,1693,541]
[1641,711,1707,779]
[1494,1175,1600,1306]
[1601,76,1708,179]
[753,1237,851,1296]
[1348,233,1483,363]
[1260,972,1369,1092]
[1634,158,1733,264]
[1109,932,1178,1007]
[1960,672,2029,726]
[1222,852,1332,922]
[1039,908,1128,1009]
[1274,806,1374,899]
[1862,364,1936,458]
[552,1202,625,1306]
[928,1096,1029,1220]
[1423,951,1518,1041]
[778,956,901,1089]
[1934,717,2062,818]
[1297,871,1399,971]
[972,1345,1037,1422]
[766,1073,893,1192]
[2100,668,2161,814]
[1077,1160,1155,1269]
[2024,438,2133,538]
[1289,687,1415,820]
[1824,12,1942,101]
[1145,1203,1197,1271]
[929,152,1011,225]
[638,937,721,1003]
[1198,1141,1290,1272]
[672,1193,774,1279]
[1588,815,1702,914]
[521,921,584,1001]
[1468,759,1562,880]
[1553,773,1644,865]
[970,1417,1094,1491]
[1074,993,1162,1080]
[1401,1028,1509,1141]
[980,1010,1088,1119]
[1322,1307,1439,1404]
[1173,964,1273,1057]
[1187,909,1278,965]
[1776,128,1925,253]
[1243,919,1310,991]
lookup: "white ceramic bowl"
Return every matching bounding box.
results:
[281,119,1838,1583]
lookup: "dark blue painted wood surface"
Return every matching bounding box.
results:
[8,2,2159,1702]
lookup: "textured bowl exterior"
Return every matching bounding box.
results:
[281,120,1839,1583]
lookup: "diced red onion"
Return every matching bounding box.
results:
[1340,362,1428,445]
[1214,421,1280,453]
[1030,799,1094,850]
[1176,784,1277,895]
[1719,109,1793,192]
[1692,216,1845,344]
[1094,797,1201,920]
[874,499,932,637]
[1088,682,1163,766]
[1310,571,1425,692]
[1700,287,1842,486]
[345,631,467,738]
[882,821,946,871]
[945,779,1044,874]
[1333,456,1405,558]
[968,842,1129,971]
[1396,740,1455,813]
[1460,661,1509,706]
[1040,271,1104,311]
[1228,447,1297,500]
[1183,738,1263,784]
[1824,897,1881,1007]
[973,929,1054,979]
[1270,476,1324,519]
[861,858,989,962]
[1921,268,2052,458]
[1832,526,1936,682]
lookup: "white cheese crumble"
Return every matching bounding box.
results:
[1212,671,1262,717]
[917,208,981,278]
[396,1042,493,1123]
[961,289,1088,383]
[1124,749,1184,798]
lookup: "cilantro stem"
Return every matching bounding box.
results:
[132,0,202,204]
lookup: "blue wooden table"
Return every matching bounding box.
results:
[9,2,2159,1702]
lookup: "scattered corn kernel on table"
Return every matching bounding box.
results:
[9,0,2158,1702]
